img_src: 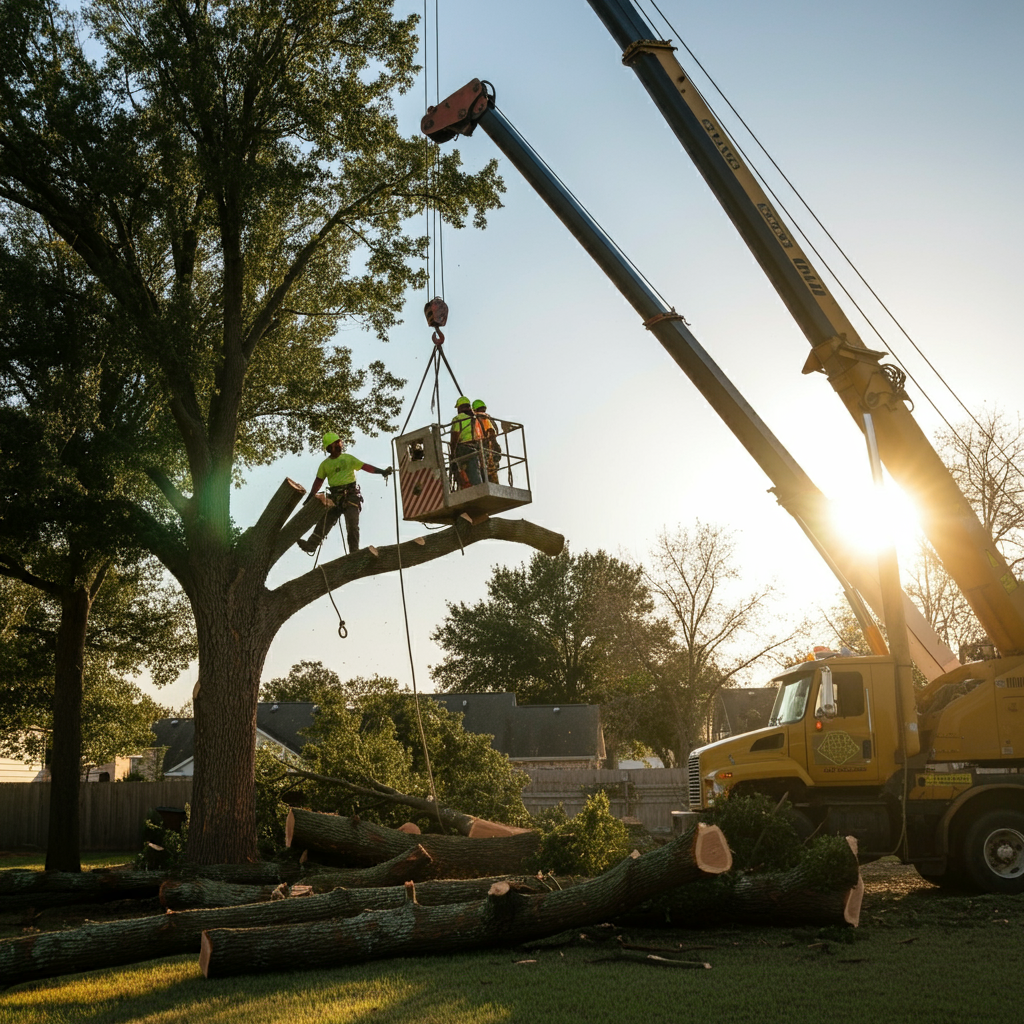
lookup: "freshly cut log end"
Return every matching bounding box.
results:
[199,932,214,978]
[693,823,732,875]
[466,818,533,838]
[842,837,864,927]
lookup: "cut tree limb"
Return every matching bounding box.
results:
[286,808,542,878]
[200,823,731,978]
[0,863,305,914]
[628,835,864,928]
[280,765,530,838]
[160,845,435,909]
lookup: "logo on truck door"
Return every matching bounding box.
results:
[814,730,862,765]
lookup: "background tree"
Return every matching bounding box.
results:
[430,548,662,707]
[906,407,1024,658]
[0,225,193,870]
[637,521,794,764]
[0,0,561,863]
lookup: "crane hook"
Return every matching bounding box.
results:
[432,328,445,345]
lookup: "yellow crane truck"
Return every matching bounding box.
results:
[423,2,1024,893]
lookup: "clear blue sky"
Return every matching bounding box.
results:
[147,0,1024,708]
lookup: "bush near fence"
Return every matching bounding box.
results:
[0,769,687,850]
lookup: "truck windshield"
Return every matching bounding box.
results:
[769,674,812,725]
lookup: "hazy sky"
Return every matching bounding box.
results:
[146,0,1024,708]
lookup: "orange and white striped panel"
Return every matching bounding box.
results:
[400,466,445,520]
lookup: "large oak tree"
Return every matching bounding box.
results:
[0,0,560,863]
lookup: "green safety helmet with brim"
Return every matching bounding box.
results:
[322,431,342,450]
[472,399,487,411]
[455,396,471,409]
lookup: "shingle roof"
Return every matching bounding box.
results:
[429,692,605,760]
[151,703,318,772]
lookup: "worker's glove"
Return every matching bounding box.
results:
[380,466,393,478]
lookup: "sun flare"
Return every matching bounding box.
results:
[829,480,922,558]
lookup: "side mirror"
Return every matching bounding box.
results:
[817,664,837,720]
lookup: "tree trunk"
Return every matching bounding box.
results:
[200,823,732,978]
[160,845,436,909]
[286,808,542,878]
[186,555,271,866]
[45,587,91,873]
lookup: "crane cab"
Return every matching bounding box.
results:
[396,418,532,524]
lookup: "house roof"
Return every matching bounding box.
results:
[151,702,317,773]
[429,692,605,761]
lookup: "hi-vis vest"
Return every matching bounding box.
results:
[452,412,480,442]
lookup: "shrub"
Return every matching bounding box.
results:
[530,791,631,876]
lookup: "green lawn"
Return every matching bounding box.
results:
[1,861,1021,1024]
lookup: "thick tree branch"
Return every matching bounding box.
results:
[267,517,564,630]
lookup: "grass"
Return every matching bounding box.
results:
[1,860,1022,1024]
[0,851,135,871]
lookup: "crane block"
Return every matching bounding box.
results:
[421,79,491,143]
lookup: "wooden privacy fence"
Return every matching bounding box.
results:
[0,769,686,851]
[520,768,688,830]
[0,781,194,851]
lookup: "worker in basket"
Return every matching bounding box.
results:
[473,399,501,484]
[297,433,392,554]
[450,397,484,488]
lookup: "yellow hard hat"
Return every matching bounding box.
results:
[322,432,342,450]
[455,396,471,409]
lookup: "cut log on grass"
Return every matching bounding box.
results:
[160,845,435,909]
[630,835,864,928]
[0,863,305,914]
[286,807,542,878]
[0,870,164,913]
[0,865,556,987]
[199,822,732,978]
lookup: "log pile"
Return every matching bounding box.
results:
[0,808,866,988]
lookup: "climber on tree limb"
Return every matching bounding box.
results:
[297,433,393,555]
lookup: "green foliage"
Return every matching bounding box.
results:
[254,662,531,848]
[134,805,190,869]
[700,792,804,872]
[431,548,665,707]
[253,745,294,860]
[529,790,630,877]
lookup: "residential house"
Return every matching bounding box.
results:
[428,692,606,769]
[149,702,318,776]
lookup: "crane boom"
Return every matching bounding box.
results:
[421,83,957,685]
[585,0,1024,656]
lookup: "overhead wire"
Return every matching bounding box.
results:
[639,0,1020,487]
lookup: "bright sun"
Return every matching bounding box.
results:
[829,479,922,559]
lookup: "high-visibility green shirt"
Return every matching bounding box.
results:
[451,412,477,443]
[317,453,363,487]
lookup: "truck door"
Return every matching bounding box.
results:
[805,669,880,785]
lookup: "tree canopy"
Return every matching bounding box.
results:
[0,0,551,864]
[430,548,662,707]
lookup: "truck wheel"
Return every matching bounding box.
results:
[963,810,1024,894]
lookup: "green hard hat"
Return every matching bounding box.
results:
[455,396,471,409]
[472,399,487,410]
[322,431,342,450]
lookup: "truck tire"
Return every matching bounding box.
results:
[963,810,1024,894]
